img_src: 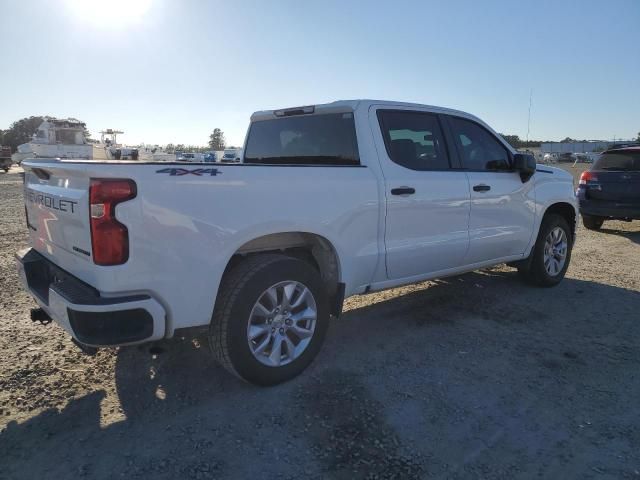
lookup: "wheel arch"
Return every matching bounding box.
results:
[221,231,343,314]
[542,202,577,241]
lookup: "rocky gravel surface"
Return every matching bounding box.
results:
[1,164,639,479]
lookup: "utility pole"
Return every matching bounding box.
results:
[526,89,533,151]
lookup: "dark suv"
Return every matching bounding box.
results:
[576,146,640,230]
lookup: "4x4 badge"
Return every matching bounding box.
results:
[156,168,222,176]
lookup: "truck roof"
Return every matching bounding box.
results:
[250,99,482,124]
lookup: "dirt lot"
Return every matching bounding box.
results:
[1,164,639,479]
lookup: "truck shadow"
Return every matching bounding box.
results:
[2,270,640,478]
[598,225,640,245]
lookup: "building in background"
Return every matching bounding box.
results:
[541,140,634,154]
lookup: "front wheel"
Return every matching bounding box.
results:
[518,214,572,287]
[209,254,329,385]
[582,214,604,231]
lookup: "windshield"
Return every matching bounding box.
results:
[223,152,235,157]
[593,151,640,171]
[244,112,360,165]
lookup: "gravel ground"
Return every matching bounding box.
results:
[1,164,639,479]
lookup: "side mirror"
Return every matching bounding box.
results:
[513,153,536,182]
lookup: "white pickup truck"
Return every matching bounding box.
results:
[17,100,578,385]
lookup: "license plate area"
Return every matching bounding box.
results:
[19,249,98,306]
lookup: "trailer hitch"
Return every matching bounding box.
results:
[30,308,52,325]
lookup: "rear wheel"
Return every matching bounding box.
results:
[209,254,329,385]
[518,214,572,287]
[582,214,604,231]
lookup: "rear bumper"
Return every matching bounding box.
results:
[579,199,640,220]
[16,248,166,347]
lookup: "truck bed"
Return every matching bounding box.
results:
[21,158,381,336]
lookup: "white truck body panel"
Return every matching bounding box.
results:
[18,100,578,346]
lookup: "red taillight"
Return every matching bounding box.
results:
[579,171,598,185]
[89,179,137,266]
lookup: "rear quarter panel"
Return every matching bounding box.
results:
[40,163,381,335]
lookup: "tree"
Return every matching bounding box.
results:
[500,134,522,149]
[498,134,542,149]
[209,128,226,150]
[637,131,639,142]
[165,143,175,154]
[560,137,576,143]
[1,116,45,152]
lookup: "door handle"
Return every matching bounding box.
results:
[473,184,491,192]
[391,187,415,195]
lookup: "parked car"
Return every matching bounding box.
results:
[0,146,12,172]
[574,153,590,164]
[585,152,601,164]
[543,153,558,163]
[203,151,217,163]
[558,152,577,163]
[221,149,242,162]
[177,152,197,162]
[576,145,640,230]
[17,100,578,385]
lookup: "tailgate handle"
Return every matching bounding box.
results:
[32,168,51,180]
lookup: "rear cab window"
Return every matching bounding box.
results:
[244,112,360,165]
[593,151,640,171]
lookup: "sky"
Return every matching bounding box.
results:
[0,0,638,147]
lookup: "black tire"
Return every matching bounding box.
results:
[582,214,604,231]
[209,254,329,386]
[518,214,573,287]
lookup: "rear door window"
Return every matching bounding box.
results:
[244,113,360,165]
[593,151,640,171]
[448,116,511,171]
[377,110,450,170]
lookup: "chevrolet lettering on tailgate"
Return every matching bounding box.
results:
[26,189,78,213]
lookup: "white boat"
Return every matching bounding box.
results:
[12,120,177,163]
[93,130,175,161]
[12,118,92,164]
[139,147,175,162]
[92,129,140,160]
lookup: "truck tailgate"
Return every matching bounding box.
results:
[588,171,640,203]
[23,161,93,262]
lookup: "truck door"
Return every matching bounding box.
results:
[372,107,471,279]
[444,115,535,264]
